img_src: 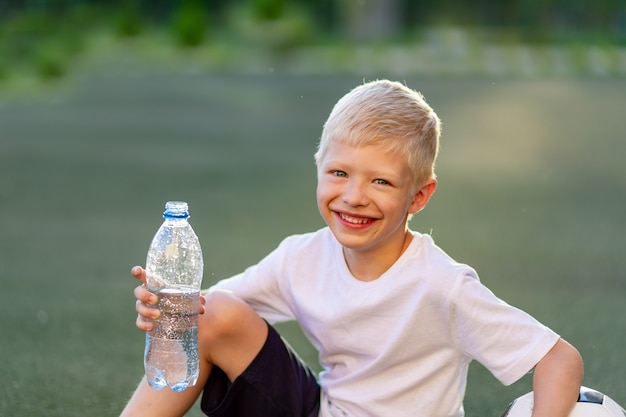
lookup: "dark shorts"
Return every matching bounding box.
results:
[200,322,320,417]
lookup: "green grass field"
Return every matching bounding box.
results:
[1,73,625,416]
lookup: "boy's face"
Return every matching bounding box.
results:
[316,140,432,260]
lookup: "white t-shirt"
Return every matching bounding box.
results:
[211,228,559,417]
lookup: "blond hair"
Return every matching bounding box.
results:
[315,80,441,188]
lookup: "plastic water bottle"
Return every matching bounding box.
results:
[144,201,203,392]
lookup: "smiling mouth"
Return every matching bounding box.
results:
[338,212,374,225]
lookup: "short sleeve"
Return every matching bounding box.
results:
[208,238,297,323]
[449,272,560,385]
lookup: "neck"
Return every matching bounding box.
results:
[343,231,413,282]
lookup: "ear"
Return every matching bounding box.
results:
[408,179,437,215]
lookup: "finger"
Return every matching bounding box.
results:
[136,299,160,320]
[199,294,206,315]
[131,266,147,284]
[136,314,154,332]
[134,285,158,305]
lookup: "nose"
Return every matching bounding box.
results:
[342,179,369,207]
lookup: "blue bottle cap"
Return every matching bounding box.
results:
[163,201,189,219]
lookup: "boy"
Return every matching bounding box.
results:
[121,80,583,417]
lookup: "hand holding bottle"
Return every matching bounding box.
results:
[131,266,206,332]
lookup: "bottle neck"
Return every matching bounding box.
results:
[163,217,188,227]
[163,213,189,220]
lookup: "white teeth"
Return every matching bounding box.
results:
[340,213,371,224]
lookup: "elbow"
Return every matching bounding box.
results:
[563,339,584,383]
[574,347,584,384]
[538,338,584,385]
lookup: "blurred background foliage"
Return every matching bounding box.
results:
[0,0,625,88]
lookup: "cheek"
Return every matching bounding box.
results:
[315,182,327,210]
[316,190,334,225]
[380,196,413,219]
[316,180,337,213]
[316,177,331,199]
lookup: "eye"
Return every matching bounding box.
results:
[332,170,347,177]
[374,178,390,185]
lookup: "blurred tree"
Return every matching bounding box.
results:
[0,0,624,59]
[252,0,286,20]
[171,0,208,47]
[302,0,336,31]
[338,0,402,41]
[114,0,143,37]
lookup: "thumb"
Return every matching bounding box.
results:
[131,266,146,284]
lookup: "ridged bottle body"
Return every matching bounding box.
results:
[144,201,203,392]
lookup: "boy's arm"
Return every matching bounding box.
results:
[530,338,584,417]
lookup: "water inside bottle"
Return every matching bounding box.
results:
[145,287,200,391]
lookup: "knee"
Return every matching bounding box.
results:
[197,290,268,379]
[199,290,259,340]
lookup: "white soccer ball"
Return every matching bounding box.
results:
[501,386,625,417]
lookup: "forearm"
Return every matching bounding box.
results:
[531,338,584,417]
